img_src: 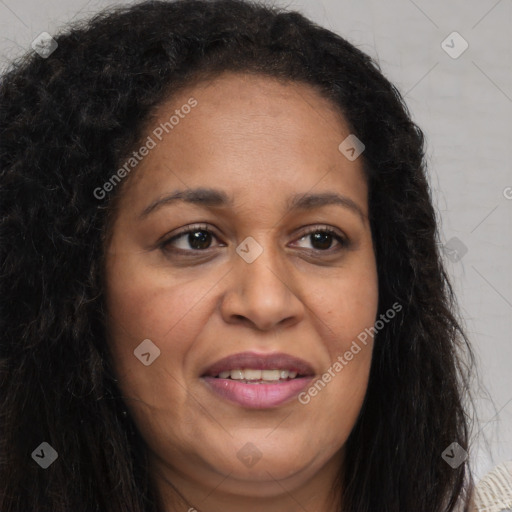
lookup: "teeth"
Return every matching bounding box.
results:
[261,370,280,381]
[215,369,299,380]
[244,369,262,380]
[230,369,244,380]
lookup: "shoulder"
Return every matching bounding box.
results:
[470,460,512,512]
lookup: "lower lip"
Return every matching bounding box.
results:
[201,376,314,409]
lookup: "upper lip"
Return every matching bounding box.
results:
[201,351,315,377]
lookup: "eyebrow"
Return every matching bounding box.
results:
[138,187,367,224]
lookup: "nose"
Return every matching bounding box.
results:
[219,240,305,331]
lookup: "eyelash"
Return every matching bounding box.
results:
[160,223,349,256]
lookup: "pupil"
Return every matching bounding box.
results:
[311,232,332,250]
[189,230,211,250]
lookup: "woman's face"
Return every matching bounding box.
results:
[105,72,378,506]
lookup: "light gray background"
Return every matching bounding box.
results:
[1,0,510,483]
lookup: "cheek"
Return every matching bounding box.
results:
[312,258,379,349]
[105,250,218,344]
[103,266,210,430]
[103,252,220,404]
[300,258,377,424]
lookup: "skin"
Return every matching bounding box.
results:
[104,71,379,512]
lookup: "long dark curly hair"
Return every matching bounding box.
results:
[0,0,478,510]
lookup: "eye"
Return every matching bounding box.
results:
[161,224,223,253]
[160,224,349,255]
[293,226,349,252]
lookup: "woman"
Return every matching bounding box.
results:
[0,0,478,510]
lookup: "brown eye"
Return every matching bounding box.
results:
[182,229,214,250]
[295,227,349,252]
[161,224,222,253]
[309,232,335,250]
[160,224,349,257]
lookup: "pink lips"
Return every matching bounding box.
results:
[200,351,315,409]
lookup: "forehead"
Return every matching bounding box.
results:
[115,71,368,218]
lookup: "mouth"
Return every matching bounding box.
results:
[208,368,307,382]
[200,351,315,409]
